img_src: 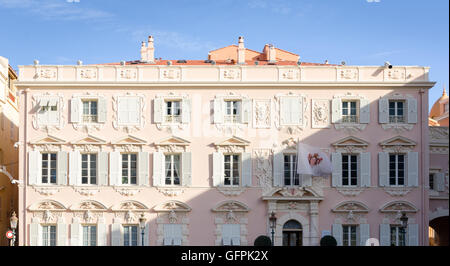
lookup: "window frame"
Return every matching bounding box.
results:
[283,153,300,187]
[388,100,406,124]
[388,153,406,187]
[81,153,97,185]
[341,100,359,124]
[42,224,57,246]
[390,225,406,246]
[224,100,241,124]
[82,99,98,124]
[123,224,139,246]
[223,153,241,187]
[341,154,358,187]
[82,225,97,246]
[121,153,137,185]
[342,225,358,246]
[41,152,57,185]
[164,153,181,186]
[164,100,182,124]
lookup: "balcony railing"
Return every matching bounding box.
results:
[342,115,358,123]
[389,115,405,123]
[224,115,239,124]
[165,115,182,123]
[83,115,98,123]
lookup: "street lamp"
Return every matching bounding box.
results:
[269,211,277,246]
[400,212,408,229]
[10,211,18,246]
[139,213,147,246]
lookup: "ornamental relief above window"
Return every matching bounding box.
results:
[112,92,146,133]
[31,93,66,133]
[70,92,107,133]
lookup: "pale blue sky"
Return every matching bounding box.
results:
[1,0,448,109]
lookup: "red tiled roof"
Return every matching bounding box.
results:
[94,59,338,66]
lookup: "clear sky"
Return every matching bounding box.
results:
[1,0,448,109]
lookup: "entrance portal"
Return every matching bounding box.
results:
[282,220,302,246]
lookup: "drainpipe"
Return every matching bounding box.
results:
[419,88,428,246]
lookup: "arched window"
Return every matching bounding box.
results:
[282,219,302,246]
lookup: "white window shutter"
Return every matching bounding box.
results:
[379,98,389,123]
[407,224,419,246]
[379,224,390,246]
[241,152,252,187]
[182,98,191,124]
[57,221,67,246]
[163,224,173,246]
[407,98,418,124]
[98,152,108,186]
[181,152,192,187]
[280,97,291,125]
[173,224,182,246]
[152,152,164,186]
[57,151,68,185]
[241,99,252,124]
[360,152,371,187]
[378,152,389,187]
[407,152,419,187]
[111,223,122,246]
[70,220,82,246]
[69,151,81,186]
[331,152,342,187]
[28,151,41,185]
[212,152,224,186]
[302,174,312,187]
[128,97,140,124]
[213,98,223,124]
[138,152,149,186]
[331,224,343,246]
[231,224,241,246]
[435,172,445,192]
[359,99,370,124]
[70,97,81,123]
[97,97,107,123]
[273,152,284,187]
[109,152,121,186]
[30,222,40,246]
[97,222,107,246]
[222,224,232,246]
[359,224,370,246]
[154,98,164,123]
[331,98,342,123]
[117,97,128,124]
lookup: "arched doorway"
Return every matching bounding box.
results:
[429,216,449,246]
[282,220,302,246]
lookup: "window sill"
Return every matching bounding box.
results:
[216,186,246,196]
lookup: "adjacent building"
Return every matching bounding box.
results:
[15,37,437,246]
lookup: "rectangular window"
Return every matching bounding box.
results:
[342,225,357,246]
[342,154,358,186]
[82,100,97,123]
[389,154,405,186]
[122,153,137,185]
[41,153,57,184]
[38,100,58,125]
[165,100,181,123]
[224,100,241,123]
[390,225,406,246]
[389,100,405,123]
[81,154,97,185]
[165,154,181,186]
[123,225,138,246]
[42,225,57,246]
[82,225,97,246]
[118,97,140,125]
[284,154,300,186]
[224,154,240,186]
[429,173,434,190]
[342,101,358,123]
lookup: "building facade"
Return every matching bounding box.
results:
[0,56,19,246]
[15,37,436,246]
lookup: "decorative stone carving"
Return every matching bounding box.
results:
[111,201,150,223]
[78,68,98,80]
[114,187,141,196]
[154,92,190,132]
[429,126,449,154]
[380,93,415,132]
[337,68,358,81]
[156,187,185,197]
[111,135,147,152]
[28,200,66,222]
[212,200,249,246]
[279,69,300,81]
[379,201,418,213]
[74,187,100,196]
[336,187,366,196]
[332,136,369,153]
[35,68,57,80]
[221,69,241,80]
[332,201,369,224]
[213,92,250,134]
[384,69,406,81]
[274,92,308,134]
[311,99,330,128]
[160,68,181,80]
[32,186,61,195]
[253,149,273,196]
[119,69,137,80]
[71,92,106,133]
[71,200,107,223]
[217,186,247,196]
[253,99,271,128]
[29,135,66,153]
[70,134,106,153]
[154,136,190,153]
[383,187,412,196]
[112,93,146,133]
[214,136,249,153]
[332,92,368,133]
[379,136,416,153]
[31,93,65,133]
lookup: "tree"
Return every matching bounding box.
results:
[320,235,337,246]
[254,235,272,246]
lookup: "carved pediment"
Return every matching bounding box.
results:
[29,135,66,145]
[212,200,250,212]
[379,136,416,148]
[71,134,107,145]
[153,200,192,212]
[155,136,190,146]
[215,136,250,146]
[70,200,108,211]
[264,187,321,200]
[332,136,369,148]
[28,200,67,211]
[112,135,147,145]
[379,201,418,213]
[332,201,370,213]
[111,200,149,212]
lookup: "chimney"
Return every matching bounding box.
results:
[146,35,155,63]
[140,41,147,62]
[237,36,245,64]
[268,44,276,63]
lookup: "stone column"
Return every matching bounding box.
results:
[309,201,319,246]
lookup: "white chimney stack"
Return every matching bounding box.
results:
[237,36,245,64]
[140,41,147,62]
[268,44,276,63]
[146,35,155,63]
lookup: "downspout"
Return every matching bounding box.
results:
[419,88,427,246]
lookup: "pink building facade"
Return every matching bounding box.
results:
[15,37,437,246]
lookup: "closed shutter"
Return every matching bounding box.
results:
[359,224,370,246]
[181,152,192,186]
[407,152,419,187]
[70,97,81,123]
[163,224,173,246]
[360,152,371,187]
[378,98,389,123]
[331,98,342,123]
[69,151,81,186]
[128,97,140,124]
[212,152,224,186]
[98,152,108,186]
[359,99,370,124]
[37,97,49,125]
[109,152,122,186]
[241,152,252,187]
[30,222,40,246]
[213,98,223,124]
[222,224,232,246]
[379,224,390,246]
[118,97,129,124]
[111,223,122,246]
[407,98,417,124]
[57,151,68,185]
[97,222,107,246]
[138,152,149,186]
[154,98,164,123]
[173,224,182,246]
[378,152,389,187]
[280,97,295,125]
[182,98,191,123]
[97,97,107,123]
[70,220,82,246]
[152,152,164,186]
[332,224,343,246]
[435,172,445,192]
[407,224,419,246]
[241,99,252,124]
[28,151,42,185]
[57,221,67,246]
[302,174,312,187]
[273,152,283,187]
[331,152,342,187]
[231,224,241,246]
